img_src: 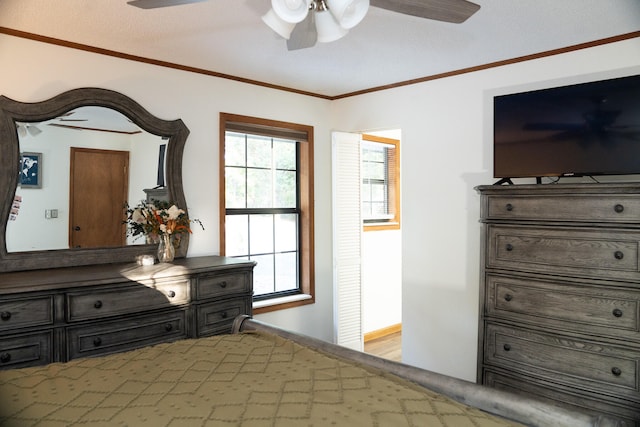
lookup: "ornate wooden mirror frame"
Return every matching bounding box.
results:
[0,87,189,272]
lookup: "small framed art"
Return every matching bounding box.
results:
[20,152,42,188]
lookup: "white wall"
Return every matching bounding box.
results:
[331,38,640,381]
[0,34,335,342]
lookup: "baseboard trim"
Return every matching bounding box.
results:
[364,323,402,342]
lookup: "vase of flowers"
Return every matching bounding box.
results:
[157,233,176,263]
[125,200,202,263]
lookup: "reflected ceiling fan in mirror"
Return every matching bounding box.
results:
[127,0,481,50]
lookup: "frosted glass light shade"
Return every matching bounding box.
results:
[326,0,369,29]
[272,0,309,23]
[262,8,297,39]
[315,10,348,43]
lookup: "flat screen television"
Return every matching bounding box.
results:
[493,74,640,181]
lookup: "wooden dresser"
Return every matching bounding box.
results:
[0,255,254,369]
[477,183,640,426]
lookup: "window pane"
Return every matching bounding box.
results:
[250,214,274,255]
[225,167,246,209]
[253,254,274,296]
[275,252,298,292]
[247,135,272,168]
[370,183,386,202]
[225,215,248,256]
[274,139,296,170]
[247,169,272,208]
[275,214,298,252]
[225,132,246,167]
[364,162,386,180]
[275,170,296,208]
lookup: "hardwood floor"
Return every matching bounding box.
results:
[364,331,401,362]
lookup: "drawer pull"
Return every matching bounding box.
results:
[505,244,514,252]
[614,251,624,260]
[219,281,228,289]
[94,300,103,309]
[503,344,511,352]
[505,203,514,212]
[221,311,228,319]
[165,323,173,332]
[504,294,513,302]
[0,311,11,321]
[614,204,624,213]
[612,308,623,318]
[0,352,11,363]
[611,367,622,377]
[167,290,176,298]
[93,337,102,347]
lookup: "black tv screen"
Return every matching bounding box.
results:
[493,74,640,179]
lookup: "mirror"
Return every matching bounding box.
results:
[0,88,189,272]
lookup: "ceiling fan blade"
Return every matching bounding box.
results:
[370,0,480,23]
[127,0,207,9]
[287,13,318,51]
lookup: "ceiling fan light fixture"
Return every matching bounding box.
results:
[262,8,297,39]
[326,0,369,29]
[315,9,348,43]
[27,125,42,137]
[271,0,310,23]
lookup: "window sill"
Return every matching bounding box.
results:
[253,293,313,314]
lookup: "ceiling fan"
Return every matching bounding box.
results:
[127,0,481,50]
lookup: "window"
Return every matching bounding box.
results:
[220,113,314,313]
[361,134,400,231]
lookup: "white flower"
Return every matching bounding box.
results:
[160,223,169,234]
[167,205,185,220]
[132,208,147,224]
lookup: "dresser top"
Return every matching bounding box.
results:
[476,182,640,195]
[0,256,256,295]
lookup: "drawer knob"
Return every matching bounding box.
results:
[611,367,622,377]
[93,337,102,347]
[221,311,228,319]
[612,308,623,318]
[614,204,624,213]
[505,203,514,212]
[504,294,513,302]
[0,352,11,363]
[505,243,514,252]
[0,311,11,321]
[614,251,624,260]
[167,290,176,298]
[94,300,103,309]
[165,323,173,332]
[219,281,227,288]
[503,344,511,352]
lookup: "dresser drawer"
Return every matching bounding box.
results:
[67,279,189,322]
[0,331,53,369]
[485,323,640,402]
[487,224,640,281]
[196,297,251,336]
[485,194,640,223]
[486,274,640,342]
[67,310,187,359]
[196,272,250,299]
[484,369,639,426]
[0,296,54,331]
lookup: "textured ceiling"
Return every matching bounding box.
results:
[1,0,639,98]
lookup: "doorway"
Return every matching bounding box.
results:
[69,147,129,248]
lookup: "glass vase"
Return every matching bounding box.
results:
[157,234,175,263]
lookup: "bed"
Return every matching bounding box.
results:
[0,315,624,427]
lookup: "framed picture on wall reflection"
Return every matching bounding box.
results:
[19,152,42,189]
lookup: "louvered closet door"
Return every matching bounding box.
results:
[332,131,363,351]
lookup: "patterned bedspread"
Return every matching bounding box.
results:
[0,332,523,426]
